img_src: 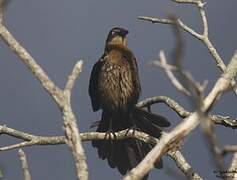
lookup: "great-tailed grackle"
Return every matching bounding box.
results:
[89,27,171,179]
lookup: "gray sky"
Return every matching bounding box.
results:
[0,0,237,179]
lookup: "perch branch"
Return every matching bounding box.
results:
[0,124,202,179]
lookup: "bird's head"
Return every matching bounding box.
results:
[105,27,129,46]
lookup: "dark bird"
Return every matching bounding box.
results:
[89,27,171,179]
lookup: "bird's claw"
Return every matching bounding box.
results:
[125,126,139,136]
[104,130,117,140]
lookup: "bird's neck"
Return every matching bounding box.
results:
[107,36,128,46]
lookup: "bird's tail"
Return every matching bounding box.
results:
[92,107,170,179]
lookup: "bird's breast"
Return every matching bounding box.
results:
[98,62,134,112]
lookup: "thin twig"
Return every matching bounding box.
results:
[138,16,203,40]
[138,0,237,96]
[65,60,83,94]
[18,149,32,180]
[158,50,191,96]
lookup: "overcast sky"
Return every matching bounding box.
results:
[0,0,237,179]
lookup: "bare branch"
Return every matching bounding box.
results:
[157,50,191,96]
[138,16,203,40]
[123,50,237,180]
[18,149,32,180]
[137,96,237,129]
[210,115,237,129]
[138,1,237,96]
[0,124,202,179]
[62,106,88,180]
[201,117,225,170]
[228,153,237,180]
[223,146,237,154]
[171,0,201,4]
[167,150,202,179]
[65,60,83,94]
[0,23,88,180]
[0,26,64,106]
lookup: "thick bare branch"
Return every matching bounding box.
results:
[18,149,31,180]
[228,153,237,180]
[123,50,237,180]
[0,124,202,179]
[0,25,64,106]
[62,106,88,180]
[0,22,88,180]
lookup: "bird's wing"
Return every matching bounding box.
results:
[131,55,141,99]
[124,50,141,103]
[89,57,104,111]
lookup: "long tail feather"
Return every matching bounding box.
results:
[134,107,171,127]
[92,109,170,178]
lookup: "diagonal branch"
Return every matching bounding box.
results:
[156,50,191,96]
[18,149,32,180]
[138,0,237,96]
[0,25,64,106]
[0,17,88,180]
[167,150,202,179]
[65,60,83,95]
[123,50,237,180]
[228,153,237,180]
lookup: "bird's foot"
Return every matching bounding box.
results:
[125,126,139,136]
[104,130,117,141]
